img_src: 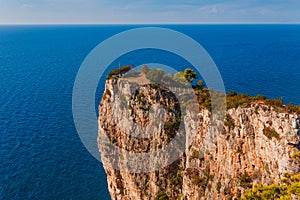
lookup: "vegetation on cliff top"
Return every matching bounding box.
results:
[105,65,300,114]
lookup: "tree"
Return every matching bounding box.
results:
[183,68,198,83]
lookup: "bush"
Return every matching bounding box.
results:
[164,117,181,138]
[191,150,200,159]
[224,114,235,130]
[226,93,253,109]
[286,103,300,114]
[216,181,222,193]
[154,191,169,200]
[242,173,300,200]
[263,127,280,140]
[266,98,283,108]
[136,93,144,103]
[255,94,267,100]
[193,80,204,91]
[183,68,198,83]
[196,88,211,110]
[292,152,300,161]
[192,177,207,187]
[170,173,183,189]
[227,91,237,97]
[238,172,252,189]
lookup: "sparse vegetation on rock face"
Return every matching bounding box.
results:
[99,66,300,200]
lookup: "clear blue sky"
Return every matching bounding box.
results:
[0,0,299,24]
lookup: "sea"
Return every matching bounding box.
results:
[0,25,299,199]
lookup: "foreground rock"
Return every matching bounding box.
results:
[98,79,300,200]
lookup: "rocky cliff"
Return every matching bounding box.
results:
[98,78,300,200]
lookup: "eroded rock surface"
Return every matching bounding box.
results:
[98,79,300,200]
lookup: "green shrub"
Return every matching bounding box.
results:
[238,172,252,189]
[170,173,183,189]
[255,94,267,100]
[183,68,198,83]
[164,117,181,138]
[224,114,235,130]
[177,193,184,200]
[191,150,200,159]
[266,98,283,108]
[286,103,300,114]
[193,80,204,91]
[216,181,222,193]
[192,177,207,187]
[236,148,243,154]
[263,127,280,140]
[242,173,300,200]
[155,162,161,169]
[292,152,300,161]
[226,93,253,109]
[227,91,237,97]
[154,191,169,200]
[136,93,144,103]
[196,88,211,110]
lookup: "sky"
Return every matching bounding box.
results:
[0,0,299,24]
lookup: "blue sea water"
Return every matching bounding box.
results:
[0,25,299,199]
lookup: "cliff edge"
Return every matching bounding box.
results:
[98,78,300,200]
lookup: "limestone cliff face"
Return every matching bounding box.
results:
[98,79,300,200]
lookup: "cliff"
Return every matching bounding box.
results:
[98,78,300,200]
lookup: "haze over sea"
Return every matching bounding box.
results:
[0,25,299,199]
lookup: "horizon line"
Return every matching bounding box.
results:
[0,22,300,26]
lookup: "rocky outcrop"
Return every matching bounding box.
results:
[98,79,300,200]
